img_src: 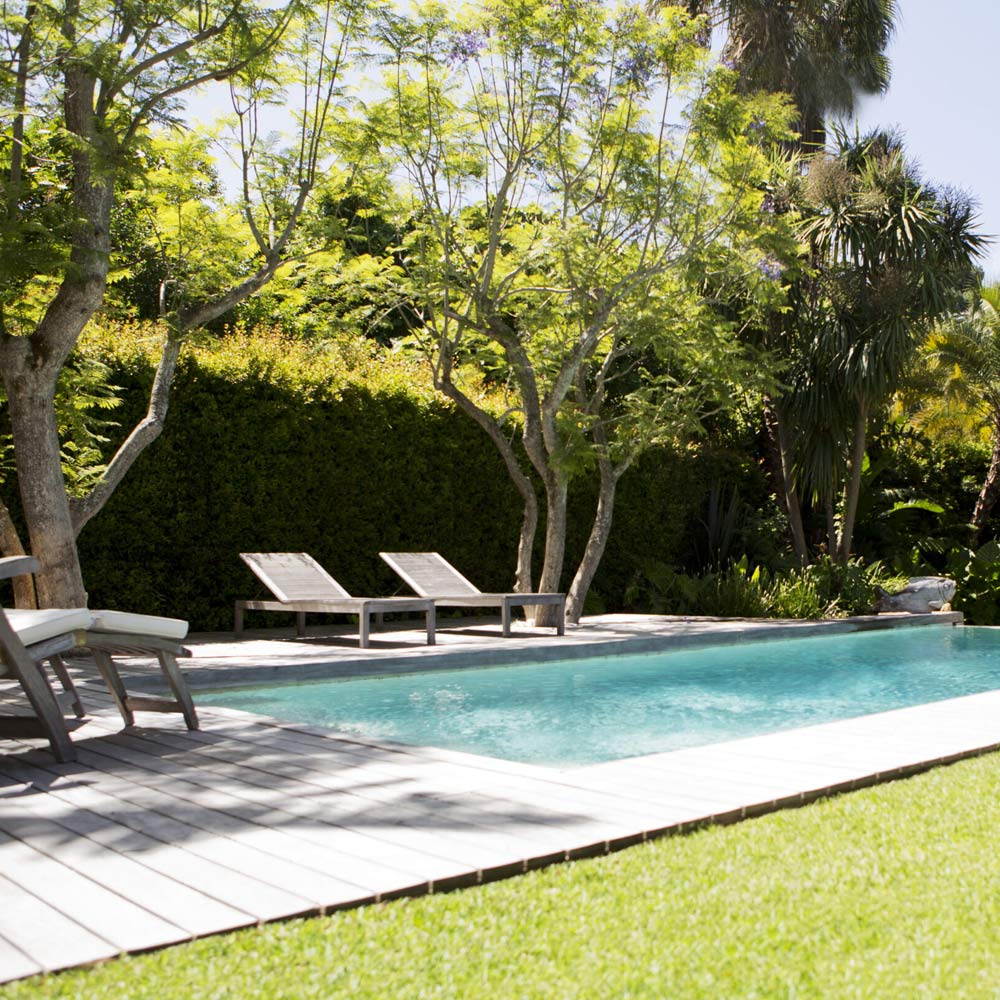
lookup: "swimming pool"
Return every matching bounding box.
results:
[203,625,999,767]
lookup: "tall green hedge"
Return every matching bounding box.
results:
[69,327,759,630]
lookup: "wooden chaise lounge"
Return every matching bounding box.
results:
[379,551,566,636]
[235,552,437,648]
[0,555,198,763]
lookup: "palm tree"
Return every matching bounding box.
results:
[922,286,1000,535]
[783,130,985,560]
[677,0,896,149]
[660,0,897,562]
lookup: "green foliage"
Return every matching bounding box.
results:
[626,554,903,620]
[0,1,294,333]
[768,571,831,619]
[851,423,985,568]
[14,753,1000,998]
[0,353,122,498]
[949,541,1000,626]
[349,0,796,611]
[69,323,727,628]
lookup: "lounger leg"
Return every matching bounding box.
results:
[0,650,76,762]
[157,651,199,731]
[359,606,370,649]
[234,602,244,638]
[48,655,85,718]
[296,612,306,637]
[501,600,512,637]
[426,605,436,646]
[93,650,135,727]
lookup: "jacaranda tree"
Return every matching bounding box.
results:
[360,0,791,621]
[0,0,367,607]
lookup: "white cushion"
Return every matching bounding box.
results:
[89,609,188,641]
[4,608,92,647]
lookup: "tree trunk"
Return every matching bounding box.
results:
[972,421,1000,537]
[824,492,837,557]
[0,500,36,608]
[769,402,809,565]
[565,459,618,623]
[837,400,868,562]
[534,473,568,626]
[3,371,87,608]
[512,488,539,595]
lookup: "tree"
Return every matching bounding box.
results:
[361,0,788,621]
[922,286,1000,535]
[670,0,897,561]
[0,0,364,607]
[678,0,895,150]
[776,131,984,561]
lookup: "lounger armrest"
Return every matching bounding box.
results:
[0,555,40,582]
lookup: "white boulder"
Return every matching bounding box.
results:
[876,576,956,614]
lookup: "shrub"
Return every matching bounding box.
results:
[626,555,904,621]
[54,322,754,629]
[949,540,1000,625]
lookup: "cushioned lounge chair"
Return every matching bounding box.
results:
[379,551,565,636]
[0,555,198,763]
[235,552,436,648]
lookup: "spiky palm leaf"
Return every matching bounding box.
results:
[923,288,1000,425]
[783,130,984,529]
[674,0,896,148]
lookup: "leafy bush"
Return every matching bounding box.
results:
[769,573,832,620]
[626,555,904,621]
[696,560,772,618]
[50,322,753,629]
[949,540,1000,625]
[852,423,985,569]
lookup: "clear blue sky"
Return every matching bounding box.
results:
[853,0,1000,277]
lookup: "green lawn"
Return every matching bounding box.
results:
[7,753,1000,999]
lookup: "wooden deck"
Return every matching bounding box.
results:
[0,613,997,984]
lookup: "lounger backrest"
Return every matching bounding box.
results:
[240,552,351,602]
[379,552,481,597]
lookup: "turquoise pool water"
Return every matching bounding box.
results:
[204,626,1000,767]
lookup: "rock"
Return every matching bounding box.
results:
[876,576,956,614]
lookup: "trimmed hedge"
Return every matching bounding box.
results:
[70,326,760,630]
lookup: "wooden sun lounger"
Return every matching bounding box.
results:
[235,552,436,648]
[0,556,198,763]
[379,551,566,636]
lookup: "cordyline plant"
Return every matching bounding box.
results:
[768,130,984,564]
[0,0,367,608]
[357,0,790,622]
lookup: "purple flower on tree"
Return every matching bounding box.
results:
[757,257,783,281]
[447,29,486,66]
[617,44,654,88]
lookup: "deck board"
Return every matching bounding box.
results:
[0,871,117,972]
[0,805,249,937]
[0,829,187,953]
[1,614,998,983]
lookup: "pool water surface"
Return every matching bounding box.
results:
[203,625,997,767]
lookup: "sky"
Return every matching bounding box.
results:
[853,0,1000,278]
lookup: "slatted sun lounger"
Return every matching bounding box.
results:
[0,555,199,762]
[379,551,566,636]
[235,552,436,648]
